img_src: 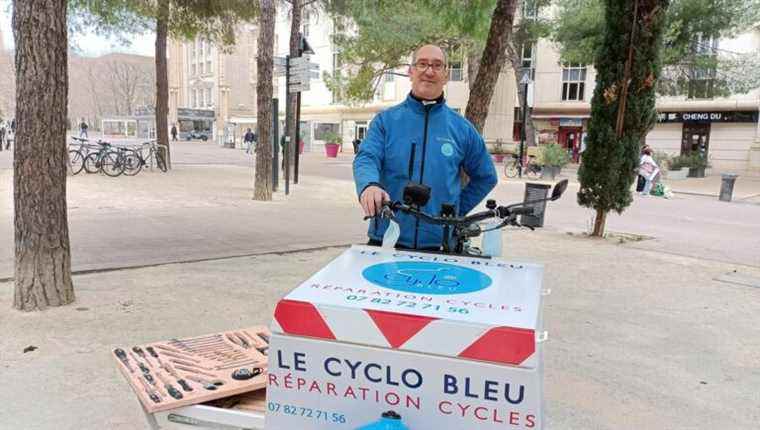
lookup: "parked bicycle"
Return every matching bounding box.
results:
[504,154,542,179]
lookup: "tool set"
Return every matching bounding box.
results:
[112,326,269,413]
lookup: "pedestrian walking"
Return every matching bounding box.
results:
[638,147,659,196]
[244,128,257,154]
[0,121,6,152]
[79,119,88,138]
[171,124,178,141]
[352,138,362,154]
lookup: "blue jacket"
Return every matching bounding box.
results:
[353,93,498,249]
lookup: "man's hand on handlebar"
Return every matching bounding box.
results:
[360,185,390,217]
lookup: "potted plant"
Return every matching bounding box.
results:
[667,154,689,180]
[538,143,570,179]
[323,131,342,158]
[489,140,507,163]
[684,152,709,178]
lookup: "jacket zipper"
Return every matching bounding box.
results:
[413,104,433,249]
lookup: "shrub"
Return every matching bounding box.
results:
[539,143,571,167]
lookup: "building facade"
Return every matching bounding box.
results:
[524,28,760,172]
[167,8,516,151]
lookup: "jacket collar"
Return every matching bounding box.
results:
[405,92,446,114]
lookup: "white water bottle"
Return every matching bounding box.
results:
[482,221,503,257]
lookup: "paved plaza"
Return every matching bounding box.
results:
[1,141,759,429]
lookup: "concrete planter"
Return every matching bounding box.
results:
[688,167,706,178]
[667,168,688,180]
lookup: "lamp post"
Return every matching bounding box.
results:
[518,71,531,178]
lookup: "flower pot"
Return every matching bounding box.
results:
[688,167,705,178]
[325,143,340,158]
[542,165,561,180]
[667,167,688,180]
[492,154,505,163]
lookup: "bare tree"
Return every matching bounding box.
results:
[254,0,276,200]
[106,60,153,116]
[13,0,74,311]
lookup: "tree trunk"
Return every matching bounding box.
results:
[285,0,302,183]
[464,0,518,133]
[592,208,607,237]
[155,3,170,168]
[12,0,74,311]
[254,0,276,201]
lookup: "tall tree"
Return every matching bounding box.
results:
[285,0,303,182]
[155,1,170,167]
[552,0,760,98]
[578,0,670,237]
[13,0,74,311]
[254,0,276,200]
[325,0,519,133]
[463,0,517,132]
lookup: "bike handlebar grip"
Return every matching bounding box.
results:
[511,206,535,216]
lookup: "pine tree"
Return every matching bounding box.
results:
[578,0,670,237]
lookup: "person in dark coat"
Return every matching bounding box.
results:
[171,124,178,141]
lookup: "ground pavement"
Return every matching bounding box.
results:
[1,141,759,429]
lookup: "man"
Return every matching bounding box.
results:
[244,128,256,155]
[353,44,498,250]
[0,121,5,152]
[79,119,88,138]
[171,124,178,141]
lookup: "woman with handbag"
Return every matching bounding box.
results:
[638,147,659,196]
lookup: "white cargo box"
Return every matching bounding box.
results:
[266,245,548,429]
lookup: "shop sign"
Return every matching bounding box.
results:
[177,107,215,119]
[559,118,583,127]
[657,111,758,123]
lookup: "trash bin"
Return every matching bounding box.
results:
[719,173,738,202]
[521,183,551,228]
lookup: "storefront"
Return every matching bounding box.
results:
[648,109,759,171]
[532,116,589,163]
[176,107,215,141]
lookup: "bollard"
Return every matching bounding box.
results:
[719,173,738,202]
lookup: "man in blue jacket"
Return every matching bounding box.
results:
[353,44,498,250]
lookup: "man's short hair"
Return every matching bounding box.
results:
[411,44,448,66]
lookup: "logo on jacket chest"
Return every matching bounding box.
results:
[438,137,456,157]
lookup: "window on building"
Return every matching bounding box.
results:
[200,89,205,108]
[191,63,196,76]
[206,88,212,107]
[449,61,463,81]
[192,90,197,108]
[331,51,343,104]
[522,0,538,19]
[521,43,535,81]
[199,39,204,59]
[206,60,212,75]
[561,63,586,101]
[314,123,339,140]
[384,71,395,83]
[191,44,196,60]
[688,34,718,99]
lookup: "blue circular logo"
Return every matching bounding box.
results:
[441,143,454,157]
[362,262,492,295]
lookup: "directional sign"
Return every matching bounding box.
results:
[290,62,320,71]
[288,83,310,93]
[295,70,320,80]
[289,56,311,66]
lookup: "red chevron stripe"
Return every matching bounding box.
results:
[274,300,336,340]
[458,327,535,365]
[365,309,438,348]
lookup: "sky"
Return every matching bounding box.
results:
[0,0,155,57]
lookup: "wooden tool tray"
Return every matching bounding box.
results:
[113,326,270,414]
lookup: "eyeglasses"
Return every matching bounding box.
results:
[412,61,447,73]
